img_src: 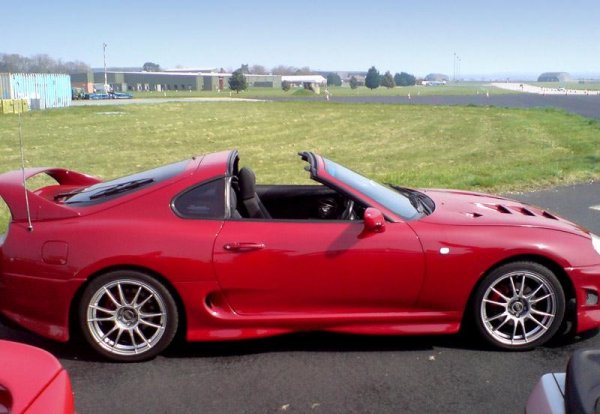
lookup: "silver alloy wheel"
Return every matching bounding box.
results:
[86,278,168,356]
[480,270,558,346]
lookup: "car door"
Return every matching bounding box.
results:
[212,219,425,315]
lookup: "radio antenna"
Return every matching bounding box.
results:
[17,107,33,232]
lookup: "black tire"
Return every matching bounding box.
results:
[79,270,178,362]
[473,261,565,350]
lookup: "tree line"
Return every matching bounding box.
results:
[0,53,90,74]
[1,54,417,91]
[228,64,419,93]
[330,68,417,89]
[361,67,417,89]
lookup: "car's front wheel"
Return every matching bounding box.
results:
[473,261,565,350]
[79,270,178,362]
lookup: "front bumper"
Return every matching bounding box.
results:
[567,263,600,334]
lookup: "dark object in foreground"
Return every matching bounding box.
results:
[526,349,600,414]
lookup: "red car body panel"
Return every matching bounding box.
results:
[0,149,599,347]
[213,220,424,314]
[0,340,74,414]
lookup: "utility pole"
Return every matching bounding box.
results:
[453,52,456,81]
[103,43,108,92]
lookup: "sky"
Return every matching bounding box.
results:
[4,0,600,78]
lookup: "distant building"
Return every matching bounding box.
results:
[537,72,572,82]
[280,75,327,93]
[316,71,366,86]
[425,73,449,82]
[70,70,294,92]
[162,67,217,74]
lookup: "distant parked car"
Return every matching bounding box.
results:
[0,340,75,414]
[84,92,132,100]
[86,92,111,100]
[71,87,86,100]
[109,92,133,99]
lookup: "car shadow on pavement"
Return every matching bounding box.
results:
[161,331,490,359]
[2,315,598,362]
[0,316,100,361]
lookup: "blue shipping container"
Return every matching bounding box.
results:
[0,73,71,109]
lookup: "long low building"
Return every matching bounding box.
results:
[71,71,281,92]
[70,70,326,92]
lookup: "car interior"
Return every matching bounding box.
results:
[230,164,365,221]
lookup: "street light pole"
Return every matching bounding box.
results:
[453,52,456,81]
[103,43,108,92]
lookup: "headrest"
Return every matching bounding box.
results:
[238,167,256,200]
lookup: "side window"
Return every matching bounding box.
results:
[173,179,225,219]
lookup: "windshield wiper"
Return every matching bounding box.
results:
[89,178,154,199]
[386,183,432,215]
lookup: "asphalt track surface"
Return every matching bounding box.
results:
[2,95,599,413]
[321,94,600,120]
[73,93,600,120]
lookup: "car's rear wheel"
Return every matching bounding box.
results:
[79,270,178,362]
[474,261,565,350]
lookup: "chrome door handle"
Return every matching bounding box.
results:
[223,242,265,252]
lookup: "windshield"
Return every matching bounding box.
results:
[324,159,421,220]
[60,160,189,205]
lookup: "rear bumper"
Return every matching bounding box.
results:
[0,271,81,341]
[567,263,600,333]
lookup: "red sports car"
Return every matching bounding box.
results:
[1,150,599,361]
[0,340,74,413]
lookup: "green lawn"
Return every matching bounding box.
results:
[1,101,599,229]
[532,82,600,91]
[131,82,517,100]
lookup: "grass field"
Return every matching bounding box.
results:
[532,82,600,91]
[1,101,599,228]
[131,82,518,100]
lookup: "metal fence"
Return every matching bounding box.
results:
[0,73,71,109]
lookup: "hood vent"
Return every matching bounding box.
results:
[514,206,535,216]
[479,203,559,220]
[542,211,558,220]
[493,204,512,214]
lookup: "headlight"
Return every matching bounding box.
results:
[592,233,600,255]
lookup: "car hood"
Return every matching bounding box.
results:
[419,188,590,237]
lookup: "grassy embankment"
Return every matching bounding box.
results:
[0,101,599,229]
[131,82,518,99]
[532,82,600,91]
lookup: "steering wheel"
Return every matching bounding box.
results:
[340,199,356,220]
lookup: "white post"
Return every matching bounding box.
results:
[103,43,108,92]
